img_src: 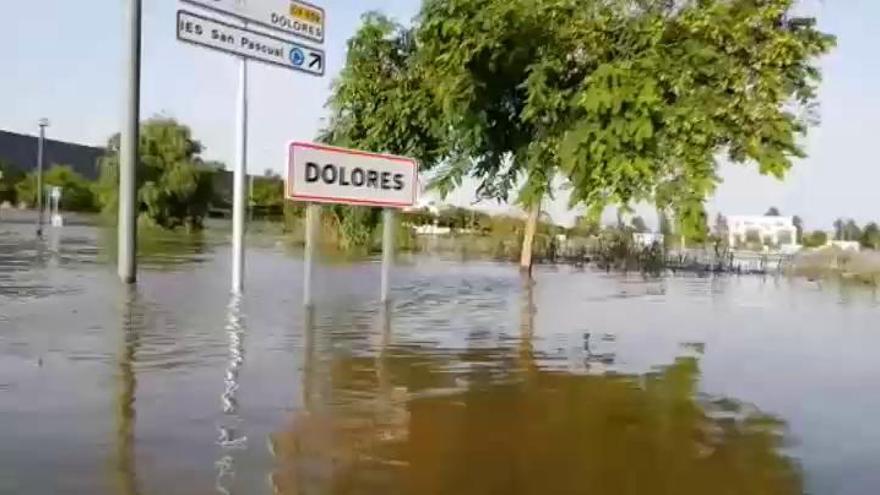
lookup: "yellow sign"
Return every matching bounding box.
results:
[290,2,322,25]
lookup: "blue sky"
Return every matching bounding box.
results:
[1,0,877,228]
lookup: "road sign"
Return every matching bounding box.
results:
[181,0,324,44]
[177,11,324,76]
[287,143,418,208]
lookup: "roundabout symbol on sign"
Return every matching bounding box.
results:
[289,48,305,66]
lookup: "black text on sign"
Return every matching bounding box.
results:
[287,143,418,208]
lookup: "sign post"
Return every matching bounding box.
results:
[287,142,418,306]
[231,55,248,294]
[119,0,141,284]
[175,5,325,294]
[381,209,395,302]
[303,203,320,307]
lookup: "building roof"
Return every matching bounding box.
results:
[0,130,104,180]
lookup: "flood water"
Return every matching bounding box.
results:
[1,222,879,495]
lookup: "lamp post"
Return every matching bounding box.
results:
[36,118,50,237]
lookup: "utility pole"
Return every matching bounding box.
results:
[118,0,141,284]
[36,118,49,237]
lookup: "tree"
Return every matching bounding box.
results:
[793,215,804,244]
[98,118,214,230]
[676,204,709,246]
[330,0,833,268]
[658,209,672,237]
[250,174,285,217]
[833,218,845,241]
[0,159,24,205]
[714,214,729,238]
[15,165,98,212]
[766,207,782,217]
[630,216,649,234]
[417,0,558,272]
[861,222,880,250]
[421,0,833,271]
[802,230,828,248]
[844,219,862,243]
[319,13,445,249]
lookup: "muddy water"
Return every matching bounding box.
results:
[1,222,878,494]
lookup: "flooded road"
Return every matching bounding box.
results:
[1,222,879,494]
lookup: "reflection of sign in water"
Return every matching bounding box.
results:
[181,0,325,43]
[287,142,419,208]
[177,11,324,76]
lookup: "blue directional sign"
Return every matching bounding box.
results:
[177,11,325,77]
[290,48,305,67]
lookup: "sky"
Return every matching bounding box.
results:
[1,0,877,229]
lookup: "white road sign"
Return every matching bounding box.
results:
[287,143,418,208]
[177,11,324,76]
[182,0,324,44]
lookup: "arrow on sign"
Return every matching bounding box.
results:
[309,53,323,71]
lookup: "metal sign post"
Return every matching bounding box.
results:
[35,119,49,238]
[381,209,395,303]
[119,0,141,284]
[286,143,418,307]
[303,203,320,307]
[175,6,325,294]
[231,56,248,294]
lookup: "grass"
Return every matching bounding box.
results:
[789,247,880,286]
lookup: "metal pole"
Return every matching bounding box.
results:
[381,208,395,303]
[35,122,46,237]
[231,57,248,294]
[303,203,320,307]
[118,0,141,284]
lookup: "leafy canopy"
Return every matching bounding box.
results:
[99,118,214,230]
[16,165,98,212]
[341,0,832,223]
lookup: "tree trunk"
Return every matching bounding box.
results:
[520,202,541,275]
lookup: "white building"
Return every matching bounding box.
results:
[827,240,861,252]
[633,232,664,248]
[727,215,798,248]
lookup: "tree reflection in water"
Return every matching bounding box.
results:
[270,283,802,495]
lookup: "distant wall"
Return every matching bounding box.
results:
[0,130,104,180]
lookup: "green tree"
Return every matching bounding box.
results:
[833,218,845,241]
[713,214,729,239]
[0,159,24,205]
[329,0,832,267]
[251,173,285,217]
[658,209,673,237]
[15,165,98,212]
[571,214,601,238]
[98,118,214,230]
[844,219,862,242]
[766,207,782,217]
[631,216,649,234]
[555,1,833,241]
[802,230,828,248]
[793,215,804,244]
[861,222,880,250]
[422,0,832,270]
[319,13,445,249]
[401,207,437,227]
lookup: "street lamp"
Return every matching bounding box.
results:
[36,118,50,237]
